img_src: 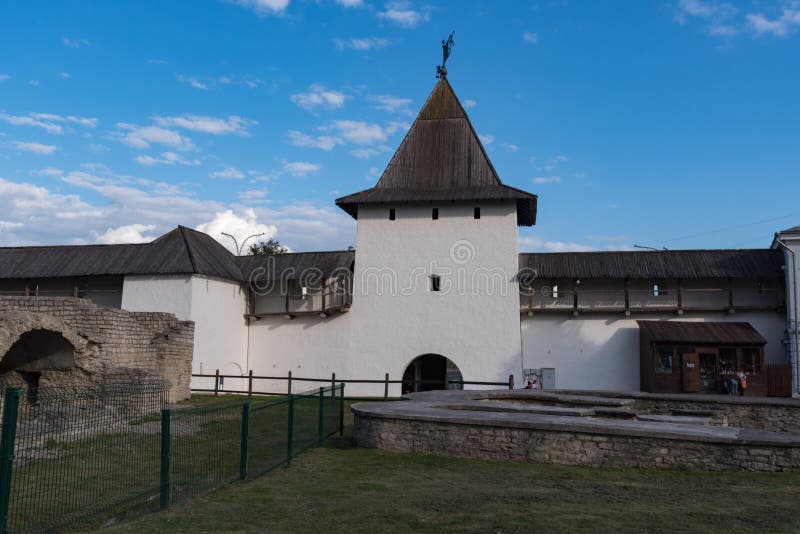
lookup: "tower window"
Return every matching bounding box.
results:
[432,208,439,220]
[389,208,396,221]
[430,274,441,292]
[653,283,660,297]
[474,207,481,219]
[552,284,559,299]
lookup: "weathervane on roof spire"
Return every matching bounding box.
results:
[436,31,455,79]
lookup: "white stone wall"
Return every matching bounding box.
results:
[775,231,800,396]
[521,310,787,391]
[121,275,193,320]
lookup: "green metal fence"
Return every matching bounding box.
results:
[0,381,344,532]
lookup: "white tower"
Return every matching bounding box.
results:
[336,76,538,392]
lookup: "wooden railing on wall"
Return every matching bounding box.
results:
[191,371,514,401]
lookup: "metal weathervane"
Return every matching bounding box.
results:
[436,31,455,79]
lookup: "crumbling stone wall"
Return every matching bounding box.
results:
[0,297,193,401]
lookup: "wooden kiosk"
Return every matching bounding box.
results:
[638,321,766,396]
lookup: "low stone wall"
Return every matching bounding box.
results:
[0,297,193,401]
[353,414,800,472]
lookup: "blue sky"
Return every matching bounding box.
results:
[1,0,799,253]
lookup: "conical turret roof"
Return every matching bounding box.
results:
[336,77,537,226]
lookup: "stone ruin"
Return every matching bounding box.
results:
[0,296,194,402]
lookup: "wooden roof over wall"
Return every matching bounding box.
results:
[637,320,768,345]
[336,77,537,226]
[519,249,784,279]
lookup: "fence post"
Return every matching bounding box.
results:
[159,408,171,510]
[339,383,345,436]
[240,403,249,480]
[214,369,220,396]
[384,373,389,401]
[508,374,514,390]
[331,373,335,397]
[287,371,292,396]
[248,370,253,397]
[286,394,295,465]
[318,387,324,445]
[0,388,22,534]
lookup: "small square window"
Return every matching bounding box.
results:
[389,208,396,221]
[432,208,439,220]
[474,207,481,219]
[552,284,559,299]
[430,274,441,292]
[653,283,660,297]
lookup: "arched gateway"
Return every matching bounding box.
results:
[402,354,463,394]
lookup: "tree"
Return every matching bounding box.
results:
[248,238,289,255]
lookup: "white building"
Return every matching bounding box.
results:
[1,76,799,397]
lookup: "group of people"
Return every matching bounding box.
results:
[524,379,539,390]
[725,370,748,396]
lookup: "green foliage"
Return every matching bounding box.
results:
[248,239,289,256]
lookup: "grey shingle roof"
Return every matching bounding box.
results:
[239,251,354,283]
[519,249,784,279]
[637,320,767,345]
[0,226,243,281]
[336,77,537,226]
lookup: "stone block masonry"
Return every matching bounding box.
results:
[0,296,193,401]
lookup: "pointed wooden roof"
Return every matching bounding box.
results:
[336,77,537,226]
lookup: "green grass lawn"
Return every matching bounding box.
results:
[110,433,800,534]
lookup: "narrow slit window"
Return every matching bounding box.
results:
[430,274,441,292]
[301,286,308,300]
[473,207,481,219]
[389,208,396,221]
[653,283,660,297]
[432,208,439,220]
[552,284,559,299]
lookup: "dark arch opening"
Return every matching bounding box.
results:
[402,354,463,394]
[0,329,76,392]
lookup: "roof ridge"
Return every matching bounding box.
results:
[177,226,199,274]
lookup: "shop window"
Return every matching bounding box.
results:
[719,348,736,375]
[742,347,761,375]
[389,208,396,221]
[655,346,674,374]
[432,208,439,220]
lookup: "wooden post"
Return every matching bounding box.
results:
[24,282,30,297]
[214,369,220,396]
[728,277,735,310]
[321,284,326,313]
[624,278,630,313]
[331,372,336,393]
[285,290,290,315]
[73,278,79,299]
[384,372,389,401]
[287,370,292,395]
[508,374,514,390]
[248,370,253,397]
[677,278,683,311]
[573,279,579,314]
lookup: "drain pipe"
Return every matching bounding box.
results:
[775,237,799,398]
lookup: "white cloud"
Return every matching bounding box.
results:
[154,114,256,135]
[0,74,12,82]
[147,58,168,65]
[196,209,278,253]
[674,0,740,36]
[28,80,39,86]
[34,167,64,176]
[463,99,477,108]
[291,85,348,111]
[1,112,98,134]
[0,221,24,231]
[113,123,194,151]
[746,8,800,36]
[288,130,341,150]
[63,37,89,48]
[210,167,246,179]
[323,120,402,144]
[504,143,519,152]
[532,176,561,184]
[176,74,208,90]
[377,2,429,28]
[523,32,538,44]
[135,152,200,166]
[350,148,380,159]
[93,224,157,244]
[231,0,290,16]
[1,113,62,134]
[370,95,413,115]
[239,189,268,200]
[283,161,321,176]
[479,134,494,145]
[518,235,595,252]
[60,72,71,79]
[12,141,58,154]
[334,37,390,51]
[336,0,363,6]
